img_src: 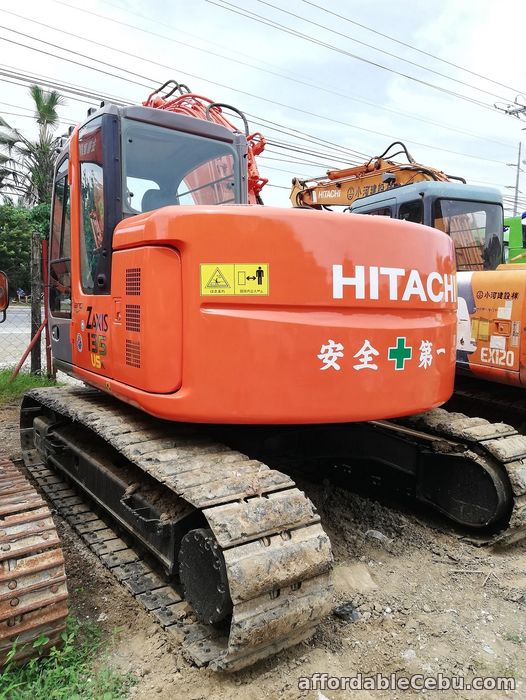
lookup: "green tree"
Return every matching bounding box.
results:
[0,85,66,206]
[0,203,50,293]
[0,205,32,292]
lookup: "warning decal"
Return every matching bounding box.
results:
[205,267,231,290]
[200,263,269,296]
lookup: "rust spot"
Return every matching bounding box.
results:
[7,581,17,590]
[50,584,59,594]
[10,598,19,607]
[1,544,10,552]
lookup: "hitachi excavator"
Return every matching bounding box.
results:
[292,141,526,543]
[1,86,519,672]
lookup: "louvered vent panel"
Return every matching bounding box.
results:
[125,304,140,332]
[125,267,141,296]
[125,339,141,368]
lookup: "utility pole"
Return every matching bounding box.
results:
[494,95,526,120]
[513,142,522,216]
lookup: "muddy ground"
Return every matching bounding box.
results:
[2,399,525,699]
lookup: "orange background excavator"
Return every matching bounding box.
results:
[290,141,460,209]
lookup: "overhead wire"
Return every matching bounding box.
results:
[0,29,509,167]
[253,0,514,103]
[26,3,511,149]
[0,66,372,166]
[300,0,525,96]
[207,0,510,113]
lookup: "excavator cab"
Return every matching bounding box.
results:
[350,181,504,272]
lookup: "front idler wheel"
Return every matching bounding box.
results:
[178,528,232,625]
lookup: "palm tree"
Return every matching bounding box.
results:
[0,85,66,205]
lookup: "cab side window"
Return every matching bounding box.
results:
[363,207,392,217]
[79,118,104,293]
[398,201,423,224]
[49,159,71,318]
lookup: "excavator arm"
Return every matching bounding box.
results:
[290,141,463,208]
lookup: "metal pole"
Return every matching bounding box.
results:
[9,319,47,383]
[30,232,42,375]
[41,239,53,378]
[513,142,522,216]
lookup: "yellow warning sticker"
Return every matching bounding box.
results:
[200,264,269,296]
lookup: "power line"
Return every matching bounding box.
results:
[300,0,525,96]
[265,183,290,190]
[207,0,507,114]
[0,67,371,167]
[0,29,508,166]
[0,109,73,127]
[254,0,513,103]
[265,140,361,166]
[6,5,512,149]
[0,17,370,164]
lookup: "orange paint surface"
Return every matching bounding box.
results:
[66,126,457,424]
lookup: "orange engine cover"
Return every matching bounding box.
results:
[70,206,457,424]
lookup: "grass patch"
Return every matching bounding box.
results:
[0,369,58,406]
[502,631,524,645]
[0,617,135,700]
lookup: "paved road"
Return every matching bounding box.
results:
[0,306,46,368]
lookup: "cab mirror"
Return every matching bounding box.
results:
[0,271,9,322]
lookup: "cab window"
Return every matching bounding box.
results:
[49,159,71,318]
[121,119,239,214]
[79,118,105,293]
[433,199,503,271]
[398,201,423,224]
[363,207,392,217]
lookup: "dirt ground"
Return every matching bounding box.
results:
[2,399,526,699]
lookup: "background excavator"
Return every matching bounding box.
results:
[4,83,521,673]
[291,141,526,543]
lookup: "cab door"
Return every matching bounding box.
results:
[69,113,121,378]
[49,157,72,367]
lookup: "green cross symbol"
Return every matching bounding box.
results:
[388,337,412,370]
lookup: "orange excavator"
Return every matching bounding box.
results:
[3,83,513,671]
[290,141,462,208]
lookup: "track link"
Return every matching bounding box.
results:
[0,457,68,666]
[400,408,526,544]
[20,387,333,672]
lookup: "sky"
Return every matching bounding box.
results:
[1,0,525,213]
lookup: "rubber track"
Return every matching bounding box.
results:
[21,387,333,671]
[0,457,68,666]
[400,408,526,545]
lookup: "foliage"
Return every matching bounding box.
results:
[0,203,50,292]
[0,368,58,406]
[0,616,135,699]
[0,85,65,206]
